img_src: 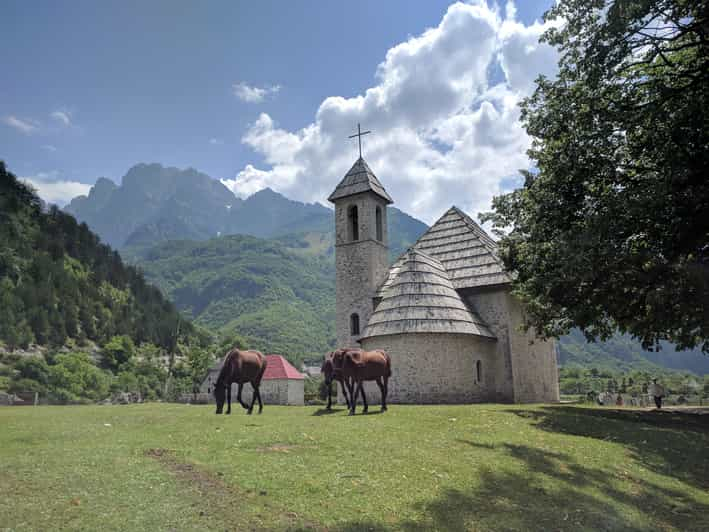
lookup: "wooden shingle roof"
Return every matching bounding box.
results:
[327,157,393,204]
[413,207,511,289]
[362,248,495,339]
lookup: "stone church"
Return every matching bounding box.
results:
[328,156,559,403]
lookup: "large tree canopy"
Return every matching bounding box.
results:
[483,0,709,352]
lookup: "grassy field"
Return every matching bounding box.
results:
[1,403,708,531]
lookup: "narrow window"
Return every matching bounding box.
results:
[476,360,482,383]
[350,313,360,336]
[348,205,359,241]
[375,206,383,241]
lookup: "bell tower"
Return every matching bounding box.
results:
[328,156,392,348]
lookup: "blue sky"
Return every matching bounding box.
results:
[1,0,556,222]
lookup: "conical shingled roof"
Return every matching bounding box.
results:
[412,207,511,289]
[361,248,495,339]
[328,157,393,204]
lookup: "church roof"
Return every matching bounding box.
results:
[361,248,495,339]
[412,206,512,289]
[328,157,393,204]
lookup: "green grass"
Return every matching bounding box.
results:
[1,404,708,531]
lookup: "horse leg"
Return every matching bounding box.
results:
[360,381,368,413]
[247,382,257,415]
[347,378,357,416]
[226,383,231,415]
[326,378,332,410]
[256,385,263,414]
[376,377,387,411]
[383,376,389,411]
[237,383,248,410]
[340,379,350,409]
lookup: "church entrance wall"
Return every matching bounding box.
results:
[359,332,501,404]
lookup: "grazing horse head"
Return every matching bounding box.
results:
[321,351,335,386]
[214,362,229,414]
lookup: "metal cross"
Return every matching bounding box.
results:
[348,123,371,158]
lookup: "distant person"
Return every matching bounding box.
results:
[648,378,665,409]
[616,393,623,406]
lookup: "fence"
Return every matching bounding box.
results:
[0,391,39,406]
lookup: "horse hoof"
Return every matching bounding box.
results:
[247,410,253,415]
[226,411,231,415]
[348,411,355,416]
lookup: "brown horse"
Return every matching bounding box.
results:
[214,349,267,415]
[321,349,351,410]
[342,349,391,415]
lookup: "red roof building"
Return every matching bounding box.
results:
[200,353,304,405]
[263,354,304,381]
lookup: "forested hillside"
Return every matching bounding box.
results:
[0,162,194,351]
[558,330,709,375]
[126,234,336,365]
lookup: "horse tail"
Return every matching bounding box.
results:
[381,350,392,377]
[255,351,268,385]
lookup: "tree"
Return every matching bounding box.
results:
[482,1,709,352]
[185,347,214,395]
[101,335,135,372]
[14,357,50,385]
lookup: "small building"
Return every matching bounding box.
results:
[200,354,305,406]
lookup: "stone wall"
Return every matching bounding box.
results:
[360,333,500,403]
[287,379,304,406]
[505,294,560,403]
[464,286,559,403]
[334,193,390,348]
[461,288,516,402]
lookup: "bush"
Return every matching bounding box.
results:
[8,377,44,394]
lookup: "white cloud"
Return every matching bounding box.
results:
[232,82,281,103]
[224,1,559,224]
[3,115,39,135]
[21,171,91,206]
[209,138,224,145]
[43,144,58,152]
[221,164,288,198]
[51,110,72,126]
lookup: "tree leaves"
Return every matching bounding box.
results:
[484,0,709,352]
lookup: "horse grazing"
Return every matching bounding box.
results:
[321,349,351,410]
[342,349,391,415]
[214,349,267,415]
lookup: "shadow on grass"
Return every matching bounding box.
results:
[334,442,709,531]
[508,406,709,491]
[311,407,347,416]
[331,406,709,532]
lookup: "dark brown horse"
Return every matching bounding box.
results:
[342,349,391,415]
[321,349,351,410]
[214,349,267,415]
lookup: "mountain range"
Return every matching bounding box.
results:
[65,163,709,373]
[65,163,425,255]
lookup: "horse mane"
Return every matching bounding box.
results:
[216,349,236,385]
